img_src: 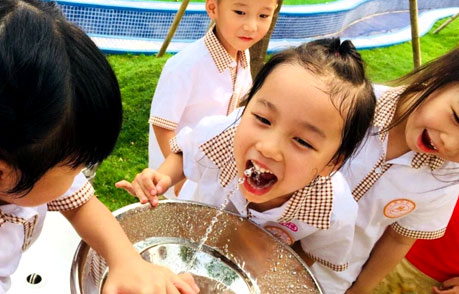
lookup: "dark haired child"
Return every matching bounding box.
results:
[0,1,198,293]
[117,38,376,278]
[312,48,459,294]
[148,0,278,198]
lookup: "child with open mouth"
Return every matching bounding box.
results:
[117,38,376,276]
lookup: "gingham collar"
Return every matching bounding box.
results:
[199,126,333,229]
[204,24,249,73]
[374,86,445,170]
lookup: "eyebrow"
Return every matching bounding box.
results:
[256,99,327,139]
[233,2,274,10]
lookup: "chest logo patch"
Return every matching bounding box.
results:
[384,199,416,218]
[265,225,294,245]
[280,222,299,232]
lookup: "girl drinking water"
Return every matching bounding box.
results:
[117,38,376,276]
[311,48,459,294]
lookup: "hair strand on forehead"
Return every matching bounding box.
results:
[242,37,376,167]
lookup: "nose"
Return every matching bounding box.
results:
[255,137,283,162]
[243,17,257,32]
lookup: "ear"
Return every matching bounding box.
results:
[0,160,15,199]
[318,155,344,177]
[205,0,218,20]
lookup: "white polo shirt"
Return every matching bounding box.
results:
[170,109,358,273]
[0,173,93,293]
[311,87,459,294]
[148,25,252,171]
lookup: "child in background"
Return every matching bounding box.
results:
[0,1,198,293]
[117,38,376,275]
[373,198,459,294]
[148,0,277,198]
[311,48,459,294]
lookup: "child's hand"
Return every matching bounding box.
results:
[433,277,459,294]
[115,168,172,207]
[102,257,200,294]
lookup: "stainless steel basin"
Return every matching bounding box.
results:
[70,200,323,294]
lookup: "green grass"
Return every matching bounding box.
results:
[97,17,459,211]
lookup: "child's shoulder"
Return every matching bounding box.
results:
[195,108,243,139]
[330,171,358,213]
[164,37,211,71]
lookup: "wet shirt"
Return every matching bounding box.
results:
[170,108,358,272]
[0,173,93,293]
[311,87,459,294]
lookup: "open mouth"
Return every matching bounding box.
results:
[243,160,278,195]
[419,129,438,152]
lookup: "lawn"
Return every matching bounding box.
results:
[97,18,459,211]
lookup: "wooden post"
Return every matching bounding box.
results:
[409,0,422,68]
[249,1,283,78]
[433,12,459,34]
[157,0,190,58]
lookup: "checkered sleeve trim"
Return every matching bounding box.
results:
[47,181,94,211]
[391,222,446,240]
[0,210,39,251]
[169,136,181,153]
[305,252,348,272]
[149,116,177,131]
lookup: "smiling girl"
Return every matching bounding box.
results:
[311,48,459,294]
[117,38,376,276]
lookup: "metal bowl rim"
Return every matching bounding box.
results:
[70,199,324,294]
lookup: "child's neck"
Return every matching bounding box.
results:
[386,114,411,161]
[248,194,290,212]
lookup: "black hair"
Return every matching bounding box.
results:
[241,38,376,166]
[388,47,459,128]
[0,0,122,195]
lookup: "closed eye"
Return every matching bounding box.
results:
[253,113,271,126]
[453,108,459,124]
[294,137,314,150]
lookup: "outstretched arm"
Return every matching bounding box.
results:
[153,125,176,158]
[62,196,199,294]
[346,226,416,294]
[116,152,184,206]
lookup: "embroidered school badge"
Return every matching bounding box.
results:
[265,225,294,245]
[383,199,416,218]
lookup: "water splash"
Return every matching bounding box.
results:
[186,176,246,270]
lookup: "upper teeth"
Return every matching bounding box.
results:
[252,161,273,174]
[429,139,437,150]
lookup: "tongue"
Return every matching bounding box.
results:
[251,172,277,188]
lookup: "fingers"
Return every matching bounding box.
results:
[175,273,200,294]
[115,180,136,195]
[166,282,182,294]
[443,278,459,288]
[433,285,459,294]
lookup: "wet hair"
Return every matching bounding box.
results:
[0,0,122,195]
[241,38,376,166]
[388,47,459,128]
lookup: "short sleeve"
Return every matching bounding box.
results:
[300,175,358,271]
[47,173,94,211]
[0,217,23,293]
[149,58,193,130]
[391,184,459,240]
